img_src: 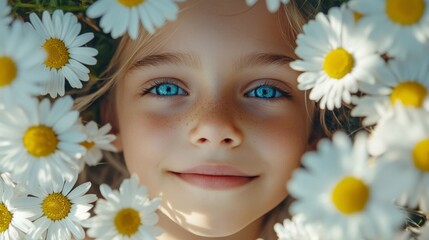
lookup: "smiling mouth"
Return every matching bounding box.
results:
[170,166,258,190]
[170,172,258,190]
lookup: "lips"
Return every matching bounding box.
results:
[170,165,258,190]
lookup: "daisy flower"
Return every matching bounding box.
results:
[0,175,34,240]
[385,230,414,240]
[86,175,163,240]
[27,10,98,98]
[274,215,322,240]
[0,172,32,199]
[245,0,290,13]
[419,223,429,240]
[86,0,182,39]
[78,121,116,168]
[19,176,97,240]
[0,172,14,187]
[0,0,12,27]
[394,231,413,240]
[290,5,383,110]
[0,20,48,109]
[348,0,429,58]
[368,106,429,212]
[0,96,86,187]
[288,131,405,240]
[351,53,429,126]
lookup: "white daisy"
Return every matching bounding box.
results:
[0,0,12,27]
[351,57,429,126]
[0,175,34,240]
[274,215,322,240]
[0,172,14,187]
[78,121,116,168]
[368,106,429,212]
[0,20,48,109]
[86,175,163,240]
[290,5,383,110]
[27,10,98,98]
[394,231,413,240]
[288,131,405,240]
[348,0,429,58]
[1,172,35,200]
[419,223,429,240]
[245,0,290,13]
[18,176,97,240]
[86,0,182,39]
[0,96,86,188]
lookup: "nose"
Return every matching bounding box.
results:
[189,106,243,149]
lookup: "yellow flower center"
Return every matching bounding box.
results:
[42,193,71,221]
[42,38,69,69]
[323,48,355,79]
[117,0,144,7]
[23,125,58,157]
[390,81,427,107]
[80,141,95,150]
[0,56,17,87]
[0,203,12,233]
[413,139,429,172]
[354,12,363,22]
[114,208,141,236]
[331,176,370,215]
[386,0,425,25]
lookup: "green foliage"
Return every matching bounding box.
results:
[9,0,93,16]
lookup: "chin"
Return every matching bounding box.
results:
[185,226,242,238]
[160,205,261,238]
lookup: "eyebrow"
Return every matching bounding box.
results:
[132,52,201,69]
[234,53,295,70]
[131,52,295,70]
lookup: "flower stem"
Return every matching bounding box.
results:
[13,3,39,8]
[12,2,88,12]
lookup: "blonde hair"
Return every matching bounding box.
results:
[76,1,325,239]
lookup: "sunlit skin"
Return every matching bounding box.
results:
[113,1,315,239]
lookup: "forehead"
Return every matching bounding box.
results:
[149,0,295,62]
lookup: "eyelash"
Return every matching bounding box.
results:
[245,82,292,101]
[139,78,188,97]
[139,79,291,100]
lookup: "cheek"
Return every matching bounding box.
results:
[122,113,171,152]
[118,110,182,190]
[249,113,310,189]
[253,111,309,156]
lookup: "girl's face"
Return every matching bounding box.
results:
[114,0,314,238]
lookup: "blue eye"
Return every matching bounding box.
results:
[246,85,286,99]
[149,83,186,96]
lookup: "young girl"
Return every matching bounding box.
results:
[78,0,326,239]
